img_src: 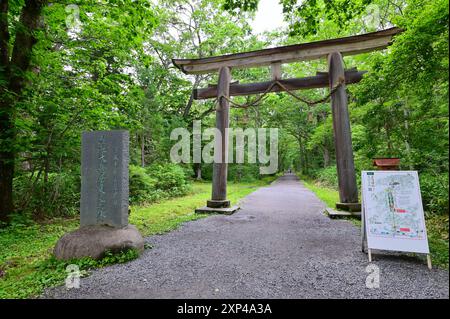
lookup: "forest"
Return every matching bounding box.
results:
[0,0,448,298]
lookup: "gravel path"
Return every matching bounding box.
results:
[43,174,449,299]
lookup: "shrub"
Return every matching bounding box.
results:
[129,165,158,204]
[316,166,339,189]
[130,163,191,204]
[146,163,191,198]
[199,163,213,180]
[201,163,267,182]
[228,164,260,182]
[420,172,449,215]
[12,163,192,219]
[13,171,80,219]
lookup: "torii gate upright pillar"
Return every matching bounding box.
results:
[196,66,238,214]
[328,52,360,211]
[209,66,230,208]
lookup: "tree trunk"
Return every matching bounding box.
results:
[237,164,242,182]
[385,121,393,156]
[302,142,309,175]
[0,149,14,223]
[0,0,12,223]
[183,75,200,118]
[323,146,330,167]
[194,163,202,180]
[44,153,50,184]
[403,96,414,170]
[140,132,145,167]
[298,137,304,174]
[0,0,46,223]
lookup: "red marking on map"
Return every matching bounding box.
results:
[400,228,410,232]
[395,208,406,213]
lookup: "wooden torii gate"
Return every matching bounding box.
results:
[173,27,402,213]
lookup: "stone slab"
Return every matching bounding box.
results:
[54,224,144,260]
[195,205,240,215]
[81,130,129,228]
[325,207,361,218]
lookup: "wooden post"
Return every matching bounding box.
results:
[271,62,282,80]
[361,196,366,253]
[328,52,359,209]
[427,254,432,270]
[208,66,231,208]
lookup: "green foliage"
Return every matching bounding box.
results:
[2,0,265,222]
[147,163,190,195]
[36,248,140,283]
[129,163,190,205]
[420,173,449,215]
[278,0,448,220]
[0,247,139,299]
[0,216,141,299]
[228,164,261,182]
[282,0,374,36]
[13,171,80,219]
[300,175,340,209]
[222,0,259,12]
[0,218,78,298]
[426,214,449,268]
[129,165,158,204]
[194,163,267,182]
[315,166,339,189]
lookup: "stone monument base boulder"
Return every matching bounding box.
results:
[54,224,144,260]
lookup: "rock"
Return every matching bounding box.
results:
[54,224,144,260]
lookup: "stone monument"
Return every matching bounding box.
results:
[54,130,144,260]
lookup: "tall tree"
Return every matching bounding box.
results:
[0,0,47,222]
[1,0,157,222]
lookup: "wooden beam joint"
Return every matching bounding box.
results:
[271,62,282,80]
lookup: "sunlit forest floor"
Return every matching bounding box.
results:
[300,176,449,270]
[0,178,275,299]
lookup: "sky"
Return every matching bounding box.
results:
[250,0,287,34]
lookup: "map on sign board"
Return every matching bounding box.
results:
[361,171,430,254]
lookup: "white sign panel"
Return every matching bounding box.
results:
[361,171,429,254]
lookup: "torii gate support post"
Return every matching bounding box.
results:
[328,52,361,212]
[196,66,239,214]
[209,66,230,208]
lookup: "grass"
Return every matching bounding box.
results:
[300,178,340,208]
[425,214,449,269]
[299,175,449,269]
[0,178,275,299]
[299,175,362,227]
